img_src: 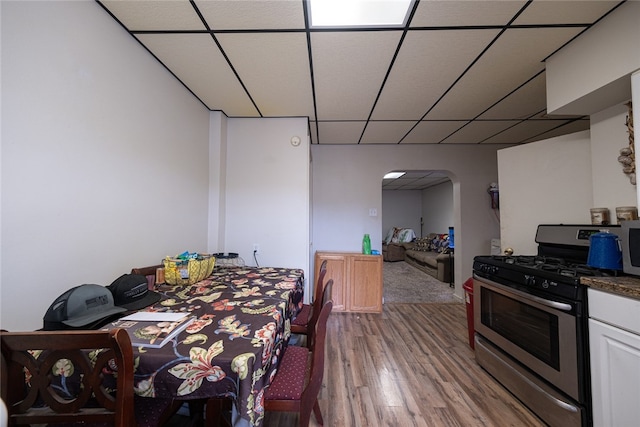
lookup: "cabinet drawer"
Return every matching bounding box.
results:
[588,288,640,334]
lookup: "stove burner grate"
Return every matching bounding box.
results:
[481,255,615,281]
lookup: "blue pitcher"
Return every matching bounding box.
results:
[588,231,622,270]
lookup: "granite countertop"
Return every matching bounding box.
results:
[581,275,640,300]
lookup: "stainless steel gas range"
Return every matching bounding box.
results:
[472,224,621,427]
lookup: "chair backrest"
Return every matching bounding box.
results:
[301,298,333,409]
[131,264,163,290]
[306,260,328,335]
[1,329,135,427]
[313,260,328,305]
[308,279,333,355]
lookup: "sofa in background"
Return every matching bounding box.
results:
[383,232,453,283]
[382,242,407,262]
[381,227,417,262]
[405,247,452,283]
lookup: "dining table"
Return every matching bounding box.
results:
[127,265,305,427]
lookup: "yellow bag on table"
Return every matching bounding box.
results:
[163,253,215,285]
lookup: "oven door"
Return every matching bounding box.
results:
[473,275,580,401]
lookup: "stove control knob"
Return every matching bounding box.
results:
[524,274,535,286]
[541,279,549,289]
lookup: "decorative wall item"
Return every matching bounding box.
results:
[619,101,635,185]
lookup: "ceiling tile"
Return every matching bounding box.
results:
[513,1,620,25]
[411,0,528,27]
[316,121,367,144]
[521,119,591,143]
[311,31,403,121]
[100,0,205,31]
[217,33,315,118]
[480,118,589,144]
[135,34,258,116]
[440,120,517,144]
[194,0,305,30]
[426,27,584,120]
[371,29,500,120]
[360,121,417,144]
[478,72,547,119]
[401,120,469,144]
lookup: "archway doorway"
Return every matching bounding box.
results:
[381,170,456,303]
[382,170,452,240]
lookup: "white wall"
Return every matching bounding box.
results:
[500,2,640,255]
[498,131,593,254]
[223,118,310,278]
[382,190,422,239]
[499,105,637,254]
[207,112,228,253]
[634,71,640,205]
[546,1,640,115]
[422,181,454,235]
[311,144,502,298]
[591,103,637,210]
[1,0,211,331]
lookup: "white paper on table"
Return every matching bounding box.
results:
[119,312,188,322]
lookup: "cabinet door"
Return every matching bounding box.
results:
[348,255,382,313]
[589,318,640,427]
[315,253,347,312]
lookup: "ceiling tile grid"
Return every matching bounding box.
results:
[311,31,403,121]
[370,29,501,121]
[97,0,624,146]
[217,32,315,118]
[135,33,259,116]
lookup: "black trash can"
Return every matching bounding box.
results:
[463,277,475,350]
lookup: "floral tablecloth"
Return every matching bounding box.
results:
[132,266,304,426]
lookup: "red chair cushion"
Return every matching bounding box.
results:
[291,304,311,327]
[264,345,310,400]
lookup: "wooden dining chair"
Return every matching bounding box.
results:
[131,264,164,289]
[263,296,333,427]
[291,259,328,340]
[0,328,135,426]
[305,279,332,351]
[205,281,334,427]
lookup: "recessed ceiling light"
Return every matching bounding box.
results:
[384,172,406,179]
[309,0,413,28]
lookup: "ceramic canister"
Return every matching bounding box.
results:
[616,206,638,223]
[590,208,610,225]
[587,231,622,270]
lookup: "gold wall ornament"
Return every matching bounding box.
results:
[619,101,635,185]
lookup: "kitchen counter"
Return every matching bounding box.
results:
[581,275,640,300]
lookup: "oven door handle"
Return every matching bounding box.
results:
[474,274,574,312]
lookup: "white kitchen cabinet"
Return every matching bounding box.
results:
[588,288,640,427]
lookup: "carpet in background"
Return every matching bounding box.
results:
[383,261,459,303]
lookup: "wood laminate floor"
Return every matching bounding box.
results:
[267,303,543,426]
[169,302,545,426]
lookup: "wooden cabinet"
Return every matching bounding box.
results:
[314,251,382,313]
[588,288,640,427]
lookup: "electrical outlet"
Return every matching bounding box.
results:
[253,244,260,253]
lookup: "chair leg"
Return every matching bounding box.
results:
[187,399,206,426]
[312,399,323,426]
[205,398,233,427]
[299,401,318,427]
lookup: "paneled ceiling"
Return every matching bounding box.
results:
[97,0,624,150]
[381,170,451,191]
